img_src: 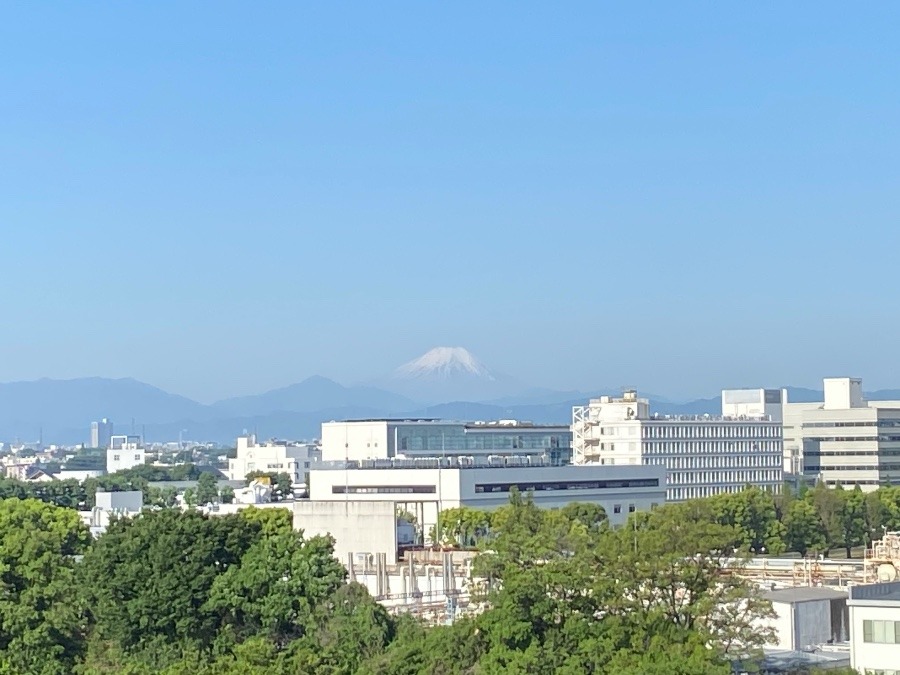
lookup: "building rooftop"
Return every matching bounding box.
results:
[644,414,775,422]
[849,581,900,604]
[327,418,568,429]
[315,456,579,471]
[763,587,848,603]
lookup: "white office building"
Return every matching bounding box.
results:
[848,581,900,674]
[321,419,572,464]
[572,390,783,502]
[301,459,666,564]
[106,435,145,473]
[90,418,113,449]
[227,434,321,484]
[784,378,900,491]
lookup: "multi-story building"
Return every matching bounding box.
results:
[320,419,572,464]
[785,377,900,491]
[90,418,113,449]
[572,390,783,502]
[106,435,145,473]
[227,434,321,484]
[848,581,900,674]
[304,459,665,560]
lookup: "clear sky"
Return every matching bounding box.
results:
[2,3,899,403]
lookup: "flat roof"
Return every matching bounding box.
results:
[849,581,900,604]
[763,587,847,603]
[325,418,569,429]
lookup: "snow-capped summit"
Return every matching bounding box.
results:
[381,347,523,403]
[393,347,495,381]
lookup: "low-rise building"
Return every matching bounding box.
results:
[308,459,665,537]
[848,581,900,674]
[757,587,848,651]
[106,435,145,473]
[81,490,144,537]
[572,390,783,501]
[227,435,320,484]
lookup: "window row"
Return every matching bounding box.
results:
[667,470,781,485]
[642,425,780,439]
[645,441,781,454]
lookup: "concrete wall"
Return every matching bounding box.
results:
[824,377,864,410]
[849,604,900,673]
[794,599,833,649]
[763,602,795,650]
[321,421,390,462]
[58,469,104,482]
[293,500,399,564]
[95,490,143,512]
[106,448,145,474]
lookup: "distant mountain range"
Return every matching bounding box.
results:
[3,347,900,445]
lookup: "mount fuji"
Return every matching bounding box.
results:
[379,347,526,403]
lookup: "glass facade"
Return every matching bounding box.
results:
[394,424,571,457]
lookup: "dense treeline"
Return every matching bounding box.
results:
[438,483,900,560]
[0,483,866,674]
[0,463,217,510]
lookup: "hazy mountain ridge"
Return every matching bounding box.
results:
[4,363,900,445]
[211,375,417,417]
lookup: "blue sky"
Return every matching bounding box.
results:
[1,3,899,402]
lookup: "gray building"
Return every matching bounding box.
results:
[90,418,113,449]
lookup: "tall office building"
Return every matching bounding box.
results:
[784,377,900,491]
[572,390,783,502]
[90,418,113,449]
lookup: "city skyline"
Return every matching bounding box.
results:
[3,3,900,402]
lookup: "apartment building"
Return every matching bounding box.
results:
[227,435,320,484]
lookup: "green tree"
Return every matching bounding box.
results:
[839,486,868,557]
[0,498,92,675]
[146,485,178,508]
[304,582,395,673]
[220,486,235,504]
[809,482,843,555]
[559,501,608,531]
[78,509,260,669]
[195,472,219,505]
[784,499,827,556]
[433,506,492,547]
[709,486,786,554]
[238,506,294,536]
[206,530,346,647]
